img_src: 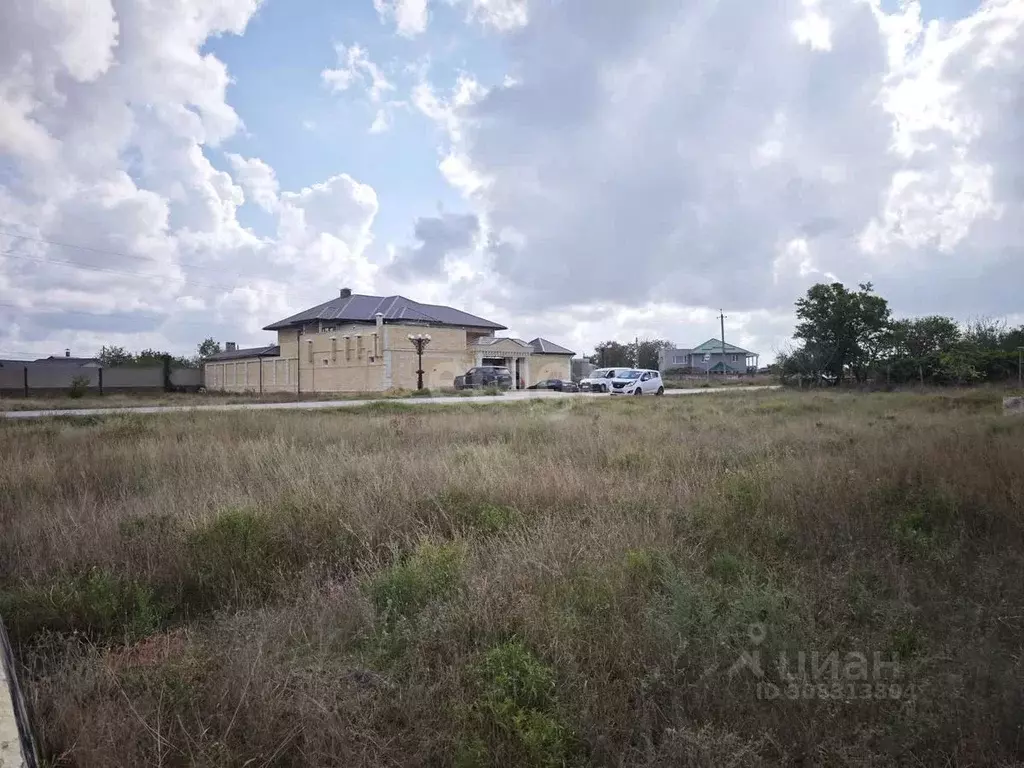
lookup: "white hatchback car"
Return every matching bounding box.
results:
[608,369,665,396]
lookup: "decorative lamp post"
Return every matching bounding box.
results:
[408,333,432,390]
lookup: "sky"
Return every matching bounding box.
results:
[0,0,1022,363]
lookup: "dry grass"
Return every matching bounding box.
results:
[1,390,1023,766]
[0,387,500,412]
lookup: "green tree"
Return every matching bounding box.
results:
[97,345,133,367]
[887,316,961,384]
[793,282,891,384]
[197,337,222,360]
[590,341,633,368]
[634,338,673,370]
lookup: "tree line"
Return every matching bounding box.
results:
[587,339,674,371]
[778,282,1024,386]
[96,338,223,369]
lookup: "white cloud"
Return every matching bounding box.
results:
[321,43,394,102]
[374,0,430,37]
[448,0,529,32]
[227,153,280,212]
[404,0,1024,334]
[0,0,382,358]
[793,0,833,51]
[369,108,391,134]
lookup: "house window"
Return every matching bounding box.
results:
[307,340,314,363]
[357,335,364,359]
[674,355,684,364]
[731,354,739,362]
[331,337,337,362]
[345,336,351,361]
[372,332,379,358]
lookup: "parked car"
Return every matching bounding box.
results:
[454,366,514,390]
[528,378,580,392]
[579,367,633,393]
[608,369,665,396]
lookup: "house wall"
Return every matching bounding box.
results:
[531,354,572,382]
[385,324,474,390]
[207,324,480,393]
[659,349,753,373]
[205,324,571,393]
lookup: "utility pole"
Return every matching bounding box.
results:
[635,336,639,368]
[1018,346,1023,390]
[720,310,727,377]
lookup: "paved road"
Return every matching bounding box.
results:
[2,386,780,420]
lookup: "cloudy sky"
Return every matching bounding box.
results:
[0,0,1021,362]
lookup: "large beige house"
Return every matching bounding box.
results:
[204,289,574,393]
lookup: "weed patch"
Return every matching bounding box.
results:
[368,540,465,622]
[184,507,301,608]
[1,567,170,643]
[461,638,578,768]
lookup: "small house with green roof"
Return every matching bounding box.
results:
[658,338,759,374]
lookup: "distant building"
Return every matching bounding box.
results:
[34,355,101,367]
[658,338,759,374]
[203,289,575,393]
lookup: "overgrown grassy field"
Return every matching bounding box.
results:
[1,391,1022,766]
[0,386,495,412]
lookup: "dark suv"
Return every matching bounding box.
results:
[454,366,514,390]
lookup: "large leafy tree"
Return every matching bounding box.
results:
[97,345,133,367]
[793,282,891,384]
[634,338,673,370]
[197,337,222,360]
[886,316,961,384]
[591,341,634,368]
[590,339,672,369]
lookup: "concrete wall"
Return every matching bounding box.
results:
[531,354,572,382]
[204,357,297,393]
[0,364,201,394]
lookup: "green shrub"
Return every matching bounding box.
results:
[185,508,287,606]
[368,541,465,622]
[466,638,576,768]
[0,567,168,642]
[624,549,667,590]
[440,491,521,535]
[68,375,91,398]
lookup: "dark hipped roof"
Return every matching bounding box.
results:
[36,356,101,366]
[206,345,280,361]
[264,294,506,332]
[529,338,575,356]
